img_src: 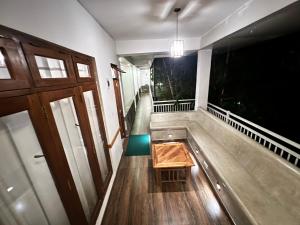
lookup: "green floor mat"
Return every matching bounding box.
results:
[125,134,150,156]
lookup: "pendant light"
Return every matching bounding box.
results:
[171,8,184,58]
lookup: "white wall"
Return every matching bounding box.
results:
[119,58,141,113]
[195,49,212,110]
[139,69,151,87]
[200,0,298,48]
[0,0,123,224]
[132,66,139,96]
[120,64,135,113]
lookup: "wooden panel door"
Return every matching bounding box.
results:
[0,95,87,225]
[0,37,31,92]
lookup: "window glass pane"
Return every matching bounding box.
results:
[50,97,97,222]
[77,63,91,78]
[35,55,67,78]
[0,49,11,79]
[0,111,70,225]
[83,91,109,181]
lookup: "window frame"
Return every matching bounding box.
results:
[0,37,31,92]
[22,43,76,87]
[72,53,96,82]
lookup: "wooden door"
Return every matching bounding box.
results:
[112,67,126,138]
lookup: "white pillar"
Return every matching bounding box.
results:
[194,48,212,110]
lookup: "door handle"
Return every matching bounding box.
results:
[34,154,45,159]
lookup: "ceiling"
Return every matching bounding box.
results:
[124,53,172,69]
[78,0,249,40]
[212,1,300,52]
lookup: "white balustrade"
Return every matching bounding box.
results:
[207,103,300,168]
[153,99,195,113]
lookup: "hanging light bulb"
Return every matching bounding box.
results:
[171,8,184,58]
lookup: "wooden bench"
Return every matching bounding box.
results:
[150,110,300,225]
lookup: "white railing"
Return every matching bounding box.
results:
[207,103,300,168]
[153,99,195,113]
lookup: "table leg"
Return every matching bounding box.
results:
[186,167,191,180]
[156,169,161,186]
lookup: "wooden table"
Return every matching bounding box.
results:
[152,142,194,185]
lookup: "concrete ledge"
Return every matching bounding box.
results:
[150,110,300,225]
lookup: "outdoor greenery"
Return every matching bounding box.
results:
[150,53,197,101]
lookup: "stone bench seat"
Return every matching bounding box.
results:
[150,110,300,225]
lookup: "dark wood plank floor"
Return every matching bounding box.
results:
[101,149,233,225]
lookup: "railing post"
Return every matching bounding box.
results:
[225,111,230,123]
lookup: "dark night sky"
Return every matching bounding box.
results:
[209,30,300,146]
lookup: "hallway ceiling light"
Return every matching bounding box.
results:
[171,8,184,58]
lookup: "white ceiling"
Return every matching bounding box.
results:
[213,1,300,52]
[78,0,249,40]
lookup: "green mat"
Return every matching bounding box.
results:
[125,134,150,156]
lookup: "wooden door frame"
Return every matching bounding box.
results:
[0,25,114,225]
[39,88,107,224]
[0,95,88,225]
[111,65,126,138]
[38,88,103,194]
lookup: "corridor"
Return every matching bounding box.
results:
[130,93,152,135]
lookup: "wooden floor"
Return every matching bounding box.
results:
[101,150,233,225]
[130,93,152,135]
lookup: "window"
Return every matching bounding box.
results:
[22,43,76,87]
[0,49,11,79]
[0,38,30,92]
[77,63,91,78]
[35,55,67,78]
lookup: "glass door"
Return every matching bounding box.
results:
[0,95,72,225]
[80,84,112,191]
[40,88,102,223]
